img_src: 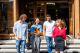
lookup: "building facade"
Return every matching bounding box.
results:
[0,0,80,38]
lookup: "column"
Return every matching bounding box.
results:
[74,0,80,38]
[13,0,19,23]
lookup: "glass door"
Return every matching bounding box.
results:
[25,2,34,22]
[37,2,45,23]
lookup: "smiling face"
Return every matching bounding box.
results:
[56,21,60,26]
[56,19,63,27]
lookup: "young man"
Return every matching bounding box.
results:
[43,14,56,53]
[30,18,42,53]
[13,14,28,53]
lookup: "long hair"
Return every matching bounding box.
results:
[56,19,64,28]
[34,17,41,25]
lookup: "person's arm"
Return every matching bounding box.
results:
[30,26,38,35]
[26,33,28,43]
[26,24,28,43]
[31,31,37,35]
[52,27,56,46]
[53,38,56,46]
[63,29,67,47]
[13,31,17,37]
[64,40,66,47]
[13,22,20,39]
[43,26,46,40]
[38,25,43,35]
[13,22,17,36]
[31,31,42,35]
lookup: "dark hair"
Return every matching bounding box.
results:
[19,14,27,20]
[46,14,51,17]
[34,17,40,24]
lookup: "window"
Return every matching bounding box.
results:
[0,2,13,34]
[37,3,45,22]
[25,3,34,22]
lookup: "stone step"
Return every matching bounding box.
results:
[1,39,80,45]
[0,40,47,45]
[0,49,80,53]
[0,44,80,49]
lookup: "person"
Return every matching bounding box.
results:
[52,19,66,53]
[30,18,43,53]
[13,14,28,53]
[43,14,56,53]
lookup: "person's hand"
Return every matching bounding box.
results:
[26,39,28,43]
[36,31,40,35]
[16,36,20,39]
[44,37,46,40]
[34,31,37,33]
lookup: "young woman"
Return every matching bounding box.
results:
[30,18,43,53]
[52,19,66,53]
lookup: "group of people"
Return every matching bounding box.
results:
[13,14,66,53]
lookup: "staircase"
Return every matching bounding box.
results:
[0,36,80,53]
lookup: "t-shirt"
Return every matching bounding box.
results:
[43,20,56,36]
[30,24,43,36]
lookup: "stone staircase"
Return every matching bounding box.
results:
[0,36,80,53]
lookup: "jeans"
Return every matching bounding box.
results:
[16,40,26,53]
[32,36,41,53]
[46,36,54,53]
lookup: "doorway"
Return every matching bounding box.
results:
[46,2,69,34]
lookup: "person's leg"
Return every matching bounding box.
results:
[32,36,36,53]
[51,37,54,51]
[16,40,21,53]
[46,36,51,53]
[35,36,41,53]
[60,51,64,53]
[21,40,26,53]
[55,51,59,53]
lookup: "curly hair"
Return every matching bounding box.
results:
[19,14,27,20]
[56,19,64,28]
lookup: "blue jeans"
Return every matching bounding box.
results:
[16,40,26,53]
[46,36,54,53]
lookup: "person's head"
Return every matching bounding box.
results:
[34,17,40,24]
[56,19,64,28]
[46,14,51,21]
[19,14,27,22]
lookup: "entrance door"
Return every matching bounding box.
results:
[46,2,69,34]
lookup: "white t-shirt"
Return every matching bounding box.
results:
[43,20,56,36]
